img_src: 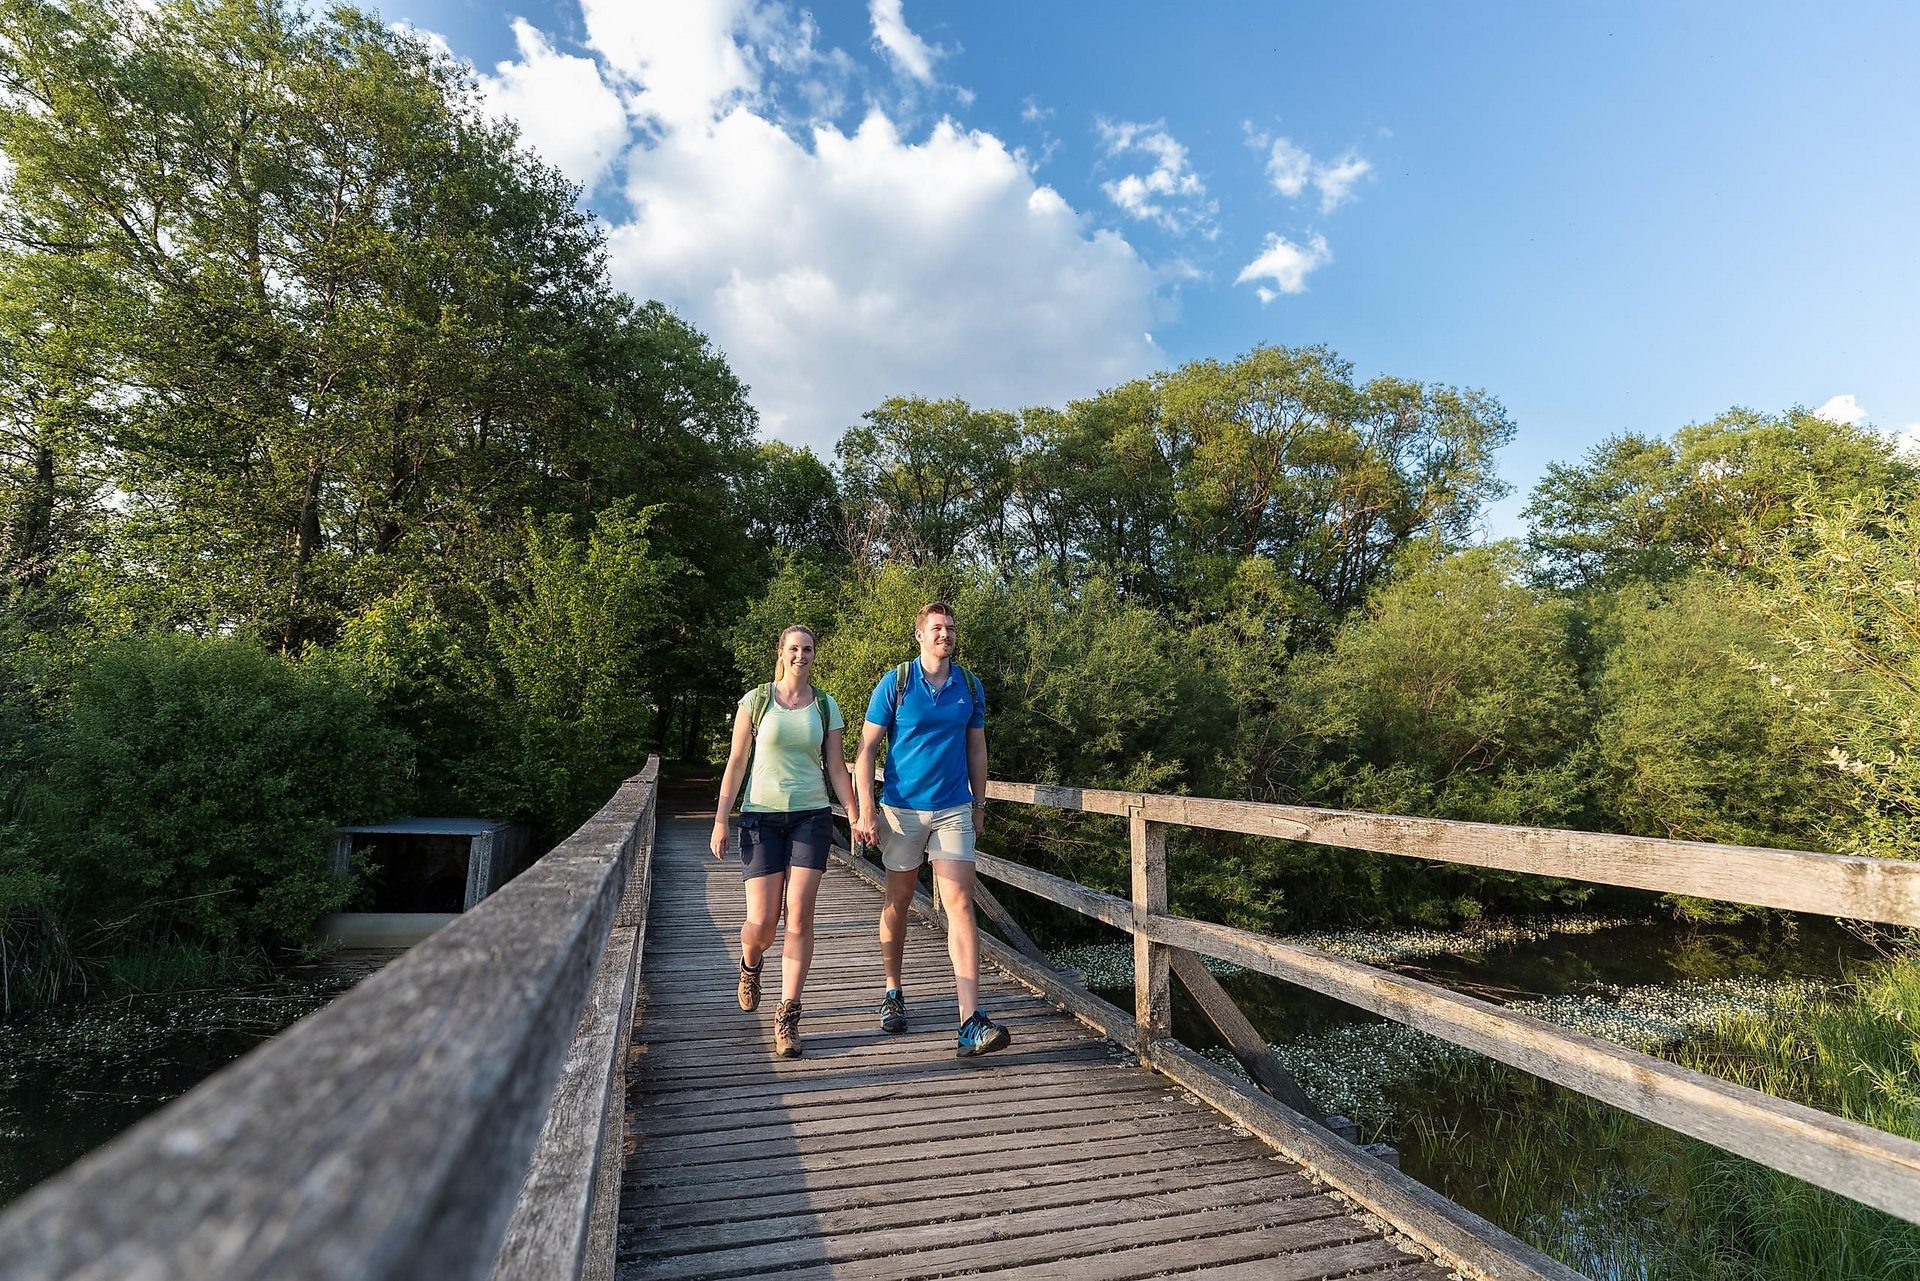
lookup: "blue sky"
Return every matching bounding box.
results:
[378,1,1920,535]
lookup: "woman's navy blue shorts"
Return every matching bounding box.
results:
[737,808,834,881]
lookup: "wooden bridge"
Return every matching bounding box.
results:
[3,758,1919,1280]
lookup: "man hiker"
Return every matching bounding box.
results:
[852,601,1011,1057]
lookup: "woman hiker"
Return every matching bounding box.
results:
[711,624,858,1058]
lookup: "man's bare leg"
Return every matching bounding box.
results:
[932,860,981,1018]
[879,868,918,991]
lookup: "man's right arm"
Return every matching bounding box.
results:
[853,721,885,845]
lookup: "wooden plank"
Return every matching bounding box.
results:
[981,1224,1404,1281]
[1150,1040,1578,1281]
[632,1174,1340,1281]
[1147,910,1920,1227]
[0,763,662,1281]
[985,779,1920,928]
[1144,1238,1438,1281]
[636,1069,1167,1135]
[585,805,652,1281]
[1168,946,1324,1120]
[637,1058,1125,1112]
[970,926,1575,1281]
[622,804,1521,1281]
[627,1134,1268,1231]
[628,1168,1318,1276]
[625,1122,1258,1210]
[772,1201,1368,1281]
[638,1081,1180,1155]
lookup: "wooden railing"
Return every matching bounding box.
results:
[943,780,1920,1248]
[0,758,661,1281]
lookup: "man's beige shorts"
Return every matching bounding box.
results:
[877,803,976,872]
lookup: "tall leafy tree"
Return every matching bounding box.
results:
[1156,346,1513,628]
[0,0,609,647]
[835,396,1018,567]
[1527,409,1917,592]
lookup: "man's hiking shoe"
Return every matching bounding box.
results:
[774,999,803,1058]
[879,987,908,1034]
[738,959,762,1012]
[956,1010,1010,1058]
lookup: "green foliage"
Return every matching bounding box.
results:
[1527,409,1917,592]
[1282,544,1593,922]
[1744,497,1920,859]
[1671,953,1920,1278]
[37,634,410,956]
[467,501,680,834]
[837,397,1019,567]
[1592,574,1843,855]
[1155,349,1514,625]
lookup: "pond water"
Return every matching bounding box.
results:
[1046,914,1896,1279]
[0,976,355,1209]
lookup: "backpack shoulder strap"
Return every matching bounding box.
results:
[811,685,829,763]
[748,682,774,733]
[955,663,983,717]
[888,660,912,729]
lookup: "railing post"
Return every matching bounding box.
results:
[1129,804,1169,1060]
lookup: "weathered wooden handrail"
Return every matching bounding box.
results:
[988,780,1920,926]
[972,780,1920,1230]
[0,758,661,1281]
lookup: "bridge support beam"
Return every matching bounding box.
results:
[1129,807,1169,1060]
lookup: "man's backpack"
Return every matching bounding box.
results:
[886,661,983,734]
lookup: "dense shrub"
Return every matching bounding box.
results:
[37,634,410,955]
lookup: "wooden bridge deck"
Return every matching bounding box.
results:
[615,798,1451,1280]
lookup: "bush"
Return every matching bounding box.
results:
[37,634,411,958]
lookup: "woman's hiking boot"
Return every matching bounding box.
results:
[774,999,803,1058]
[738,958,762,1012]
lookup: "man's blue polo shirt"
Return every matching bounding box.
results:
[865,661,986,811]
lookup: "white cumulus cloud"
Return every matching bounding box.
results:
[476,20,629,194]
[1236,232,1331,302]
[1097,119,1215,236]
[1310,151,1372,212]
[1263,137,1311,198]
[1813,393,1867,426]
[582,0,760,129]
[612,110,1158,440]
[868,0,942,84]
[1247,125,1374,213]
[460,2,1163,451]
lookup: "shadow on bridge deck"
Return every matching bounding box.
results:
[615,791,1449,1280]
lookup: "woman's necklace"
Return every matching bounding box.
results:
[773,680,813,710]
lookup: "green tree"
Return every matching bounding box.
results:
[1527,409,1916,592]
[836,396,1019,567]
[1283,544,1593,922]
[1156,346,1513,629]
[3,0,767,776]
[468,500,683,834]
[1592,573,1843,856]
[1743,498,1920,859]
[739,442,843,563]
[1006,385,1177,599]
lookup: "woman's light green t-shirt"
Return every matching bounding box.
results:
[738,688,844,813]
